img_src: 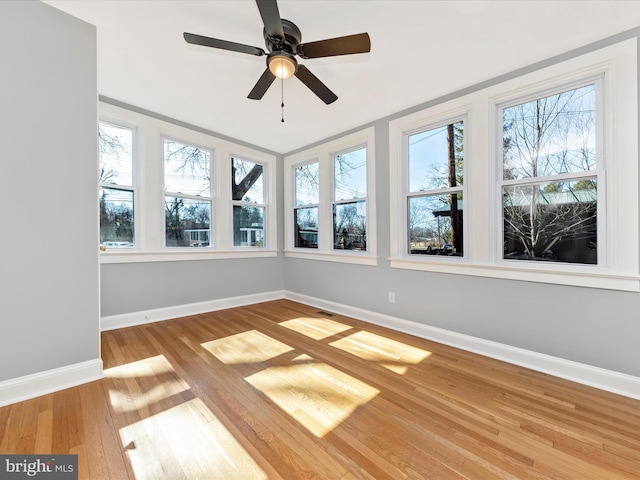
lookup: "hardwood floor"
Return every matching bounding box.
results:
[1,299,639,479]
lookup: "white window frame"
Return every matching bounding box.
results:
[332,144,369,252]
[495,77,604,268]
[292,159,320,249]
[98,118,139,251]
[162,135,214,250]
[99,101,277,264]
[284,127,377,265]
[390,38,639,292]
[230,155,269,249]
[404,114,468,259]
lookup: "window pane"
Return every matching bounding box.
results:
[294,207,318,248]
[164,140,211,196]
[503,179,597,264]
[295,162,319,206]
[100,187,134,247]
[165,196,211,247]
[99,122,133,186]
[333,201,366,251]
[233,205,264,247]
[232,158,263,203]
[334,148,367,201]
[409,121,463,192]
[503,84,596,180]
[408,194,463,256]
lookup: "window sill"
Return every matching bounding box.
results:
[285,249,378,266]
[100,249,278,264]
[389,257,640,292]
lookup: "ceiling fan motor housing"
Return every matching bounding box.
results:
[264,19,302,54]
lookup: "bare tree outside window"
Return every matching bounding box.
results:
[164,140,211,196]
[232,157,263,202]
[502,84,597,264]
[333,201,366,250]
[294,162,319,248]
[165,197,211,247]
[295,162,320,206]
[99,122,135,248]
[163,140,211,247]
[333,148,367,250]
[232,158,265,247]
[408,121,464,256]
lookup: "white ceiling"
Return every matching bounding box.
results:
[45,0,640,154]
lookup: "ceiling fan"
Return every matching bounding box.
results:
[183,0,371,105]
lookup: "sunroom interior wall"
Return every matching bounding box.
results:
[283,30,640,379]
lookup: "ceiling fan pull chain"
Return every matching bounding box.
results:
[281,77,285,123]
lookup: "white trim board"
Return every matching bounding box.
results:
[0,359,104,408]
[100,290,286,331]
[284,291,640,401]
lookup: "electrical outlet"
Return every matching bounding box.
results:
[388,292,396,303]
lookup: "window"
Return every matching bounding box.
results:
[407,121,464,257]
[98,101,277,263]
[99,121,135,249]
[163,139,212,248]
[390,38,638,291]
[232,157,265,247]
[285,128,376,265]
[500,83,598,265]
[294,162,319,248]
[333,147,367,251]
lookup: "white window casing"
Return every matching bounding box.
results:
[284,127,377,266]
[389,38,639,291]
[99,101,277,264]
[98,117,139,251]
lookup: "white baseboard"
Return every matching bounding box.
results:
[101,290,286,331]
[98,290,640,400]
[12,289,636,408]
[0,359,104,408]
[284,291,640,401]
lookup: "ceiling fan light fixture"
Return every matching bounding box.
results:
[268,53,297,79]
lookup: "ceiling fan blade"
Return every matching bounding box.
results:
[184,32,266,56]
[294,65,338,104]
[256,0,284,40]
[248,68,276,100]
[298,33,371,59]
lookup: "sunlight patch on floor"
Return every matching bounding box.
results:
[330,331,431,374]
[119,398,267,480]
[202,330,294,364]
[105,354,176,379]
[245,354,379,438]
[279,316,353,340]
[105,355,189,414]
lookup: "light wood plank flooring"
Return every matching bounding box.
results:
[2,299,639,479]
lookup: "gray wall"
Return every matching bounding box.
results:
[0,2,99,381]
[284,120,640,378]
[100,256,284,317]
